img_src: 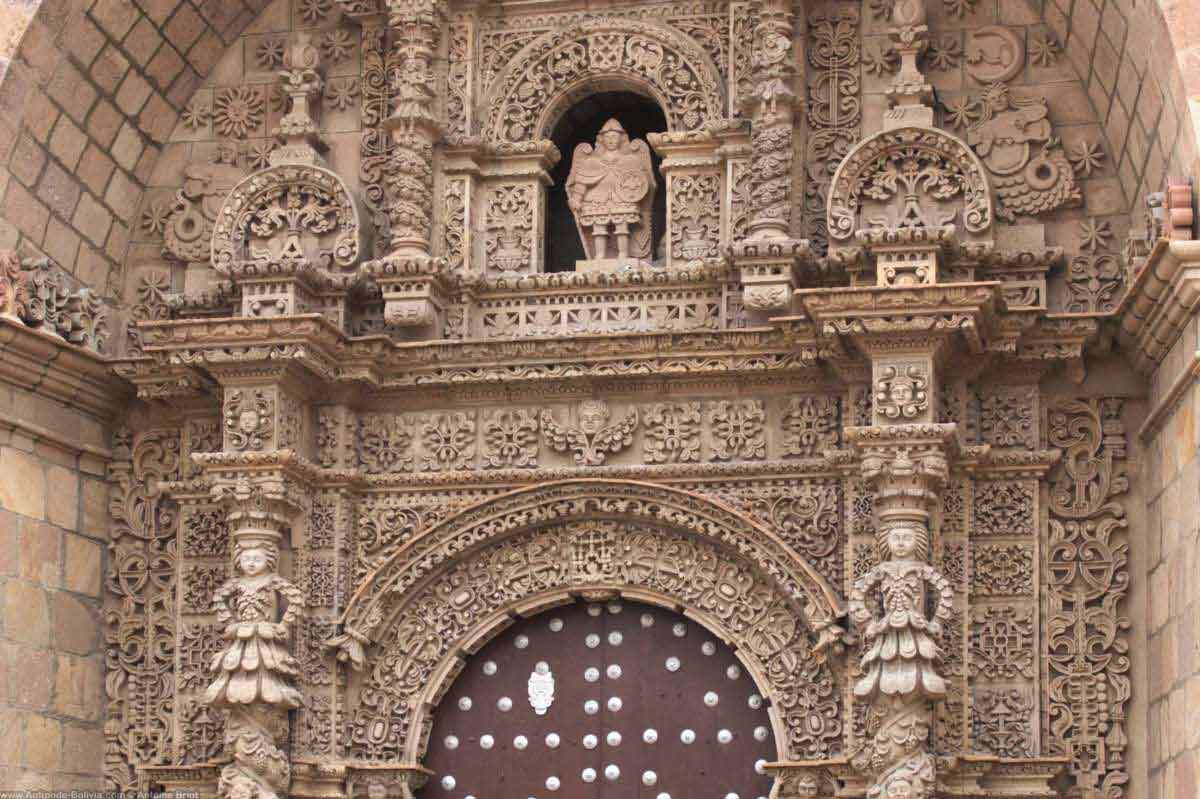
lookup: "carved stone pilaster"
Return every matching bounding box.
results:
[840,424,958,799]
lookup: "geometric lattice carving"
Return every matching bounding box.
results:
[973,480,1035,537]
[970,605,1035,679]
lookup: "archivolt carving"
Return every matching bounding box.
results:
[826,126,992,245]
[340,512,843,764]
[338,481,844,643]
[336,482,846,763]
[482,18,725,143]
[210,165,363,275]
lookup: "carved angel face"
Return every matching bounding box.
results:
[578,401,610,434]
[238,409,261,434]
[885,778,914,799]
[238,546,270,577]
[887,526,918,559]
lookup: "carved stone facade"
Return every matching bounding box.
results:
[1,0,1199,796]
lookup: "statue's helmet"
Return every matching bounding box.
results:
[599,118,628,139]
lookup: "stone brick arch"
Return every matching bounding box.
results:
[336,479,847,765]
[481,18,726,144]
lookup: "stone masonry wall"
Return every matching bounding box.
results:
[1040,0,1200,216]
[1143,318,1200,799]
[0,381,110,789]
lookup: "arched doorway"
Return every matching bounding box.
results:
[335,480,847,770]
[421,599,775,799]
[545,92,669,272]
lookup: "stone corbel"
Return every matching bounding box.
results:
[366,255,452,329]
[1118,237,1200,374]
[345,763,432,799]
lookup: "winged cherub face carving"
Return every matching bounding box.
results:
[578,400,611,435]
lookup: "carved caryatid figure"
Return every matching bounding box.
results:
[566,119,656,262]
[204,537,304,708]
[204,533,303,799]
[849,522,953,700]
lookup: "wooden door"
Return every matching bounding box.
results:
[421,600,776,799]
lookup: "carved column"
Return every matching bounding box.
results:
[368,0,450,326]
[801,284,999,798]
[729,0,813,316]
[844,422,955,799]
[744,0,796,241]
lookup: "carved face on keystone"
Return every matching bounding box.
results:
[578,400,610,435]
[887,526,918,560]
[239,547,269,577]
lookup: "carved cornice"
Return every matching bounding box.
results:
[0,316,130,420]
[137,313,828,391]
[794,281,1005,355]
[1118,238,1200,374]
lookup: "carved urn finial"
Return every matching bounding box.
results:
[271,32,327,166]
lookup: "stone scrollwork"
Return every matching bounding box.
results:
[334,479,847,676]
[827,126,993,247]
[105,429,181,790]
[338,504,844,763]
[1044,399,1130,797]
[484,18,725,144]
[210,165,362,275]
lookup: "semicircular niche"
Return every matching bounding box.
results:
[422,599,776,799]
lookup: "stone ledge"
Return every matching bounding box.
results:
[0,316,130,422]
[1119,238,1200,375]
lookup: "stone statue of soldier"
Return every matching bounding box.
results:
[566,118,656,265]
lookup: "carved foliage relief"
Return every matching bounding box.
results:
[484,19,724,143]
[346,522,840,762]
[105,430,181,788]
[1044,399,1130,796]
[801,3,859,251]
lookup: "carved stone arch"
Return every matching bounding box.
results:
[481,18,727,144]
[209,164,364,276]
[826,126,995,246]
[337,479,847,765]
